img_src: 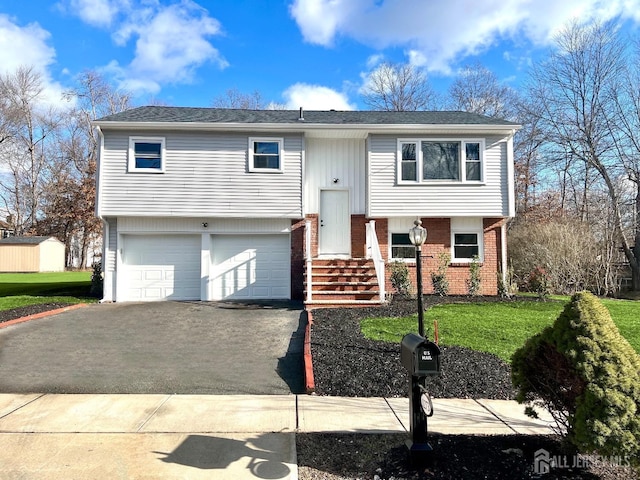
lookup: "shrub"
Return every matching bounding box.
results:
[527,266,550,298]
[511,292,640,463]
[90,262,103,298]
[467,255,481,296]
[389,261,412,298]
[431,252,450,296]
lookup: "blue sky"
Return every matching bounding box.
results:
[1,0,640,110]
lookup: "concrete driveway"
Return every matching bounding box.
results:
[0,301,305,395]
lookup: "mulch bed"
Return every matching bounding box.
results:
[298,297,638,480]
[0,303,73,324]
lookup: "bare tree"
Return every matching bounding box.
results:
[361,62,437,111]
[0,66,61,235]
[212,88,265,109]
[42,70,132,268]
[448,62,518,119]
[524,21,640,290]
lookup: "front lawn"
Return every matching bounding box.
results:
[0,272,95,311]
[361,297,640,363]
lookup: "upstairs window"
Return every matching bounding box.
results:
[249,137,284,173]
[397,139,484,183]
[423,141,460,180]
[128,137,165,173]
[465,142,481,181]
[400,143,417,182]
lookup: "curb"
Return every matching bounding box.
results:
[0,303,89,329]
[303,310,316,393]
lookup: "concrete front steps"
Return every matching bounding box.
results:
[304,258,384,308]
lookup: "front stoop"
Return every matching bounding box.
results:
[304,258,384,308]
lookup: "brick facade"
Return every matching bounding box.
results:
[295,214,505,301]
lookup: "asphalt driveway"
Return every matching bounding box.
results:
[0,301,305,395]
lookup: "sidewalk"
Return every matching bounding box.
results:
[0,393,554,479]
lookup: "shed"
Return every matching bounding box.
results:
[0,236,65,272]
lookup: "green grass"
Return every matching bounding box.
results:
[0,272,95,311]
[362,298,640,363]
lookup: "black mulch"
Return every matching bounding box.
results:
[0,303,73,324]
[310,295,518,399]
[300,296,638,480]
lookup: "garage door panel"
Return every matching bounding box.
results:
[122,235,201,301]
[211,234,290,300]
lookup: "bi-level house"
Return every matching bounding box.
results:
[94,107,519,305]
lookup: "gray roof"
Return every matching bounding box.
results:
[95,106,518,126]
[0,236,60,245]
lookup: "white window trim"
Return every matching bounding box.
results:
[450,229,484,263]
[397,138,485,185]
[248,137,285,173]
[388,231,417,262]
[128,136,166,173]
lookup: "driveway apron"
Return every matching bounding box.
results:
[0,301,305,395]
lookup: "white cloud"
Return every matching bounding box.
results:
[63,0,227,95]
[0,15,56,75]
[290,0,640,73]
[282,83,355,110]
[366,53,385,69]
[0,15,71,109]
[66,0,124,28]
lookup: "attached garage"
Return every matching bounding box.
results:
[120,234,201,301]
[210,234,290,300]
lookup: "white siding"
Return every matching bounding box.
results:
[304,138,366,214]
[99,130,303,218]
[368,135,511,217]
[105,217,117,272]
[117,217,291,233]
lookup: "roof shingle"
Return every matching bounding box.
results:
[95,106,519,126]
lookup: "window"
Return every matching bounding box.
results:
[128,137,165,173]
[423,141,460,180]
[397,139,483,183]
[391,233,415,260]
[249,137,284,172]
[400,143,417,181]
[465,142,481,181]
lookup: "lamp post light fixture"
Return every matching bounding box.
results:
[409,219,427,337]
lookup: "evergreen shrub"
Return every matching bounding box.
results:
[511,292,640,463]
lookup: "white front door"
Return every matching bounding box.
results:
[319,189,350,255]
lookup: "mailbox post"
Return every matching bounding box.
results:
[401,332,441,462]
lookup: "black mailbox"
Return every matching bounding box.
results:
[401,333,441,376]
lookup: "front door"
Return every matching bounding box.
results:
[319,189,350,256]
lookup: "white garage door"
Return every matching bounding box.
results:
[121,235,201,301]
[211,234,290,300]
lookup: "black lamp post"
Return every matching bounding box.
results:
[409,219,427,337]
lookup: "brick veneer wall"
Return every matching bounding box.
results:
[291,218,305,300]
[295,214,505,301]
[382,217,505,296]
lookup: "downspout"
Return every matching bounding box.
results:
[501,222,508,287]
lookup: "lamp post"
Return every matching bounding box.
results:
[409,219,427,337]
[403,218,435,464]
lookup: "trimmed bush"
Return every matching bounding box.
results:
[389,261,412,298]
[431,252,450,296]
[467,255,481,296]
[511,292,640,463]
